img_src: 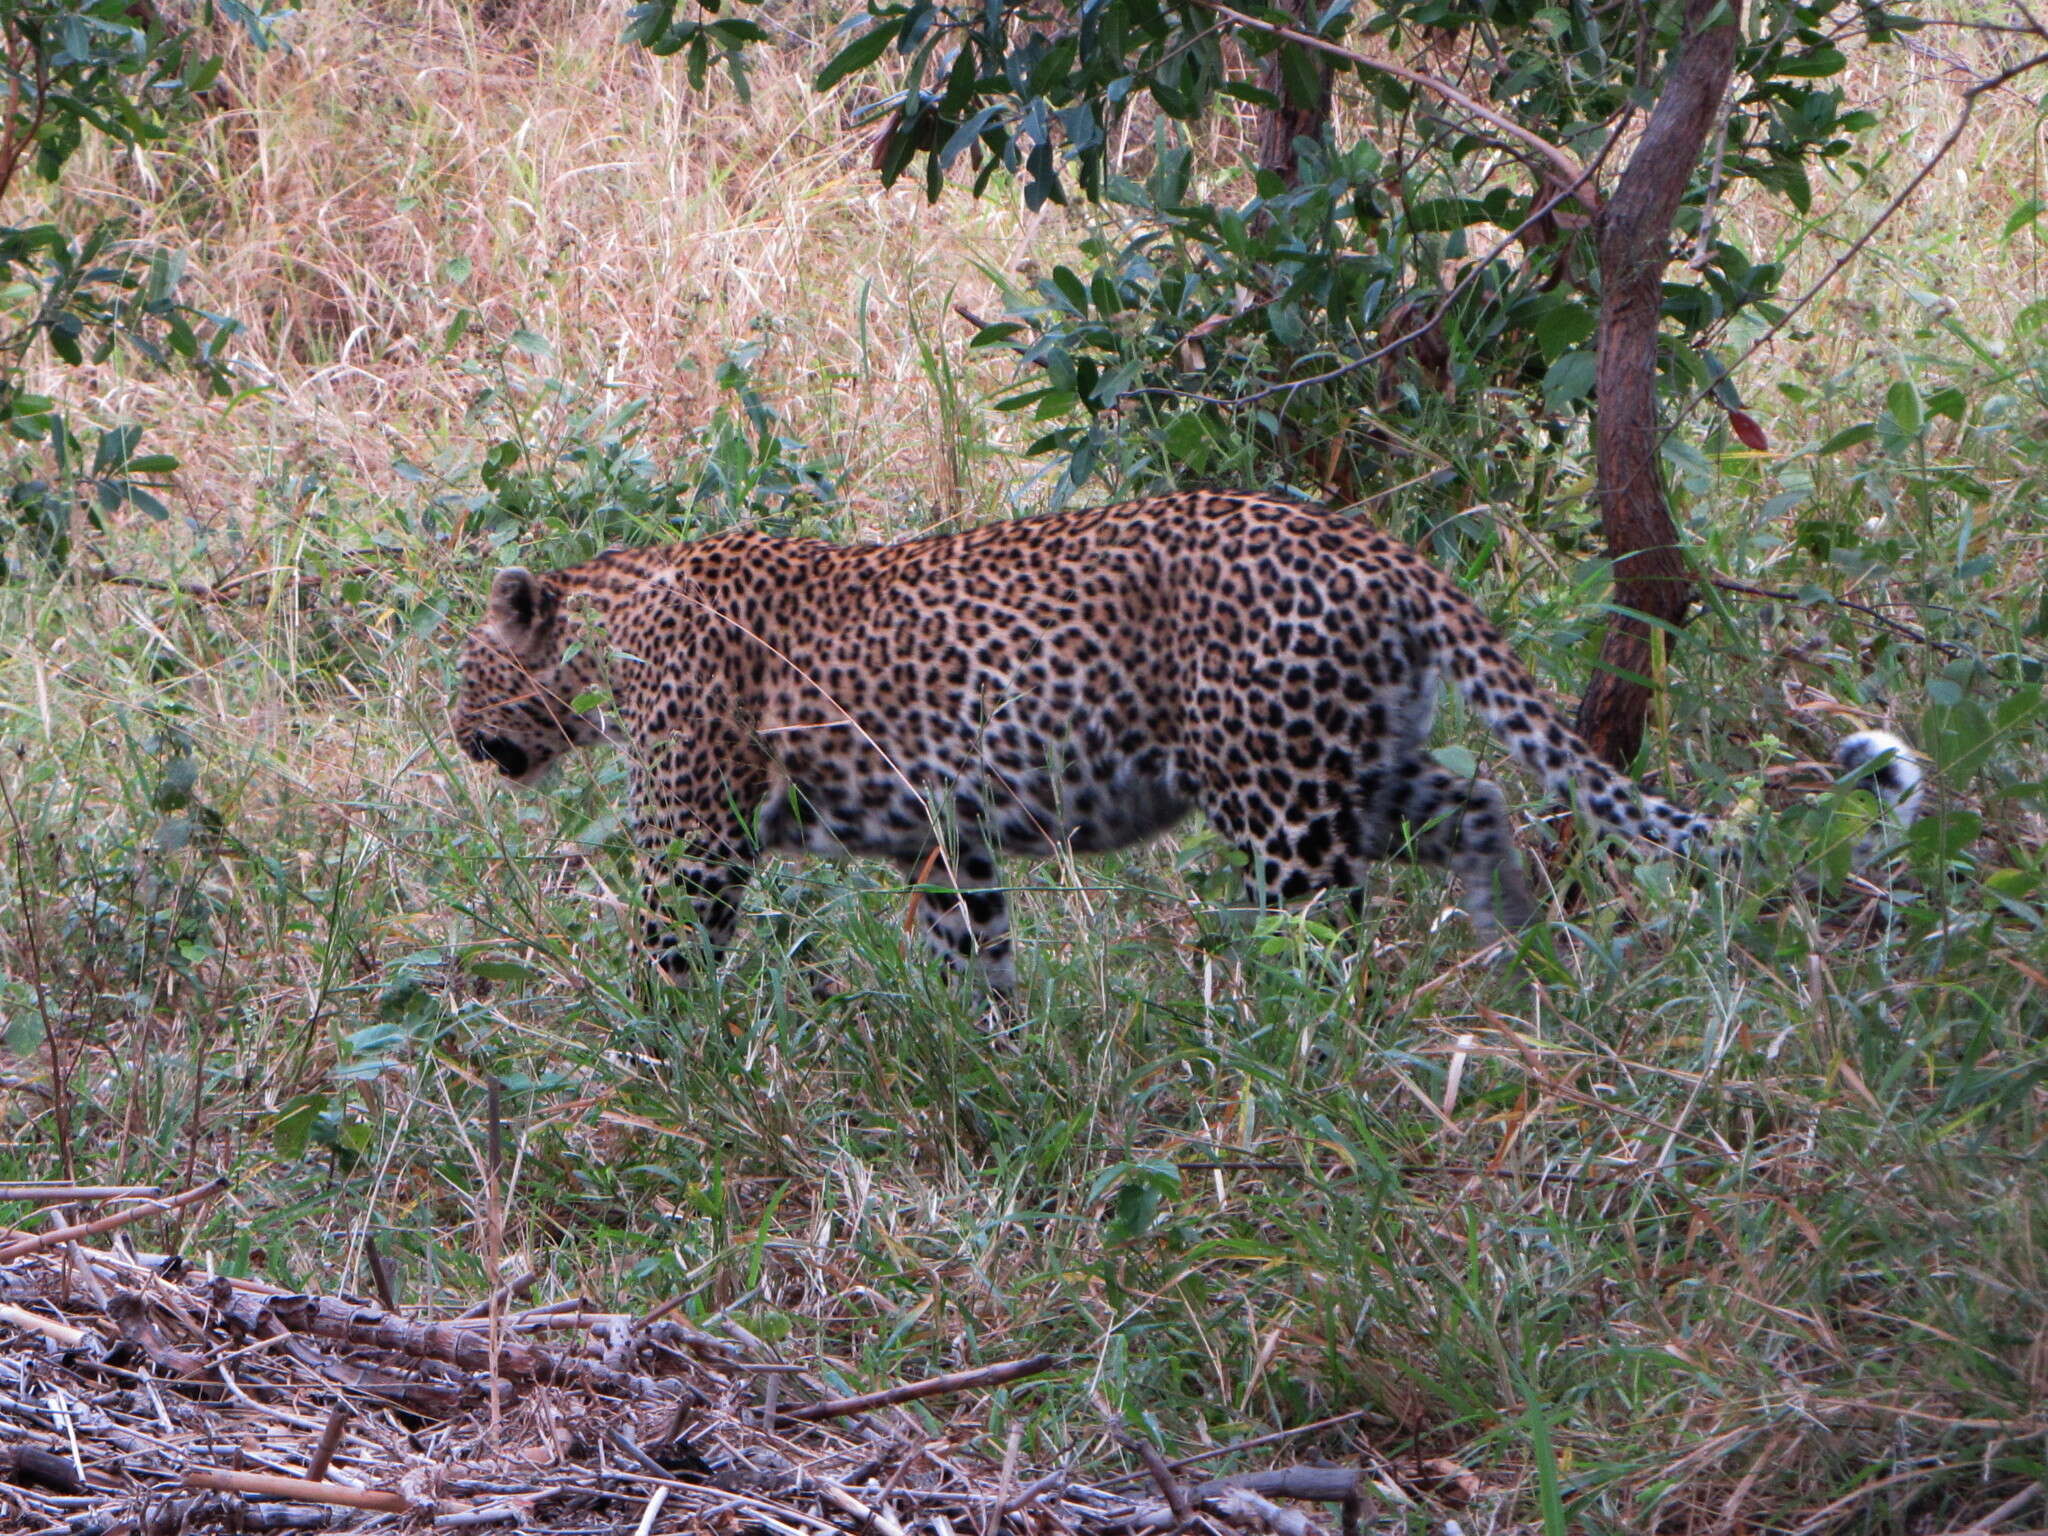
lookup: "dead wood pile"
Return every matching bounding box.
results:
[0,1182,1401,1536]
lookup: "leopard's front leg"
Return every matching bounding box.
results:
[629,734,762,982]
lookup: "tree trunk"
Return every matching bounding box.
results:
[1574,0,1742,768]
[1255,1,1331,189]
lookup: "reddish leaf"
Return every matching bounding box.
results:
[1726,408,1770,452]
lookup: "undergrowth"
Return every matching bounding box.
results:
[0,3,2045,1532]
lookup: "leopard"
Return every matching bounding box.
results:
[450,488,1919,992]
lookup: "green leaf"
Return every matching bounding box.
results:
[4,1008,44,1055]
[94,423,143,475]
[468,959,541,984]
[1885,379,1922,434]
[1532,301,1594,363]
[272,1095,329,1160]
[1541,350,1595,412]
[1775,45,1847,77]
[1924,386,1967,422]
[1923,696,1994,780]
[2005,197,2044,239]
[1406,196,1489,233]
[816,18,903,92]
[1906,809,1982,877]
[623,0,675,41]
[1816,423,1874,455]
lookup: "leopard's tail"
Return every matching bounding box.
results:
[1423,583,1925,856]
[1419,588,1716,853]
[1832,729,1926,853]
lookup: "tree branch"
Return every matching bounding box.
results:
[1178,0,1600,211]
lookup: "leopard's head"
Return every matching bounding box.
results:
[452,568,605,785]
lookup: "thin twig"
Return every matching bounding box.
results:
[0,1178,227,1262]
[779,1355,1062,1423]
[1181,0,1597,204]
[455,1267,536,1321]
[1709,576,1964,657]
[816,1478,912,1536]
[363,1233,401,1314]
[1094,1410,1375,1491]
[0,772,70,1184]
[0,1185,162,1202]
[1683,46,2048,423]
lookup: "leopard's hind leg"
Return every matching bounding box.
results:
[900,844,1016,996]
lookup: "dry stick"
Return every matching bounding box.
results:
[455,1266,537,1321]
[815,1478,912,1536]
[1094,1409,1375,1491]
[484,1077,506,1445]
[1709,576,1963,658]
[633,1485,672,1536]
[0,1178,227,1262]
[305,1405,349,1482]
[778,1355,1062,1423]
[1188,1469,1367,1503]
[267,1292,664,1396]
[1096,1396,1191,1531]
[0,773,72,1183]
[0,1185,161,1202]
[434,1508,523,1530]
[1179,0,1594,206]
[989,1423,1022,1536]
[1123,1435,1190,1530]
[1936,1483,2042,1536]
[1202,1486,1334,1536]
[181,1469,411,1515]
[362,1234,401,1315]
[636,1293,688,1328]
[996,1466,1079,1520]
[0,1303,89,1348]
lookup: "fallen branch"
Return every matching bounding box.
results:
[0,1444,87,1495]
[1118,1472,1377,1536]
[268,1292,670,1398]
[0,1302,90,1348]
[181,1469,413,1515]
[454,1268,536,1321]
[1190,1469,1367,1502]
[0,1177,228,1262]
[106,1290,209,1377]
[1207,1485,1336,1536]
[1108,1426,1189,1529]
[815,1477,911,1536]
[0,1184,162,1202]
[780,1354,1062,1423]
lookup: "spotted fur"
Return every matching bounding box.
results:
[452,490,1731,989]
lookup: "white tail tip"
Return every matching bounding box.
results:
[1833,729,1925,825]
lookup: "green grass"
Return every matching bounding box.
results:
[2,4,2047,1532]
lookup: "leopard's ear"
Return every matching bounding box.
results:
[487,568,555,650]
